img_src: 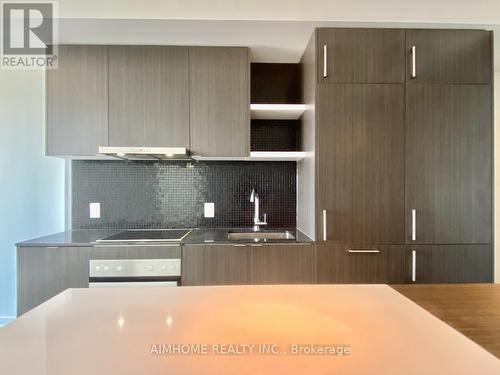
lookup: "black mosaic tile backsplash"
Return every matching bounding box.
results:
[72,161,296,230]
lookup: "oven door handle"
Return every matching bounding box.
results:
[89,281,178,288]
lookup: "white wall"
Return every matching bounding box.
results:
[0,70,65,320]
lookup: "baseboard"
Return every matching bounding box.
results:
[0,316,16,327]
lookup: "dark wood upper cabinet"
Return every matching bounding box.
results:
[189,47,250,156]
[251,245,315,284]
[406,30,491,84]
[317,244,407,284]
[409,245,492,283]
[406,84,492,244]
[317,84,405,245]
[317,28,405,83]
[46,45,108,156]
[108,46,190,147]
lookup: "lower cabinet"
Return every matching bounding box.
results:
[251,244,315,284]
[317,245,408,283]
[409,244,492,284]
[182,245,251,285]
[181,244,315,286]
[17,246,90,316]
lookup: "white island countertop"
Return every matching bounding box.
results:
[1,285,499,374]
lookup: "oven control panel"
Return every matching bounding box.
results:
[90,259,181,278]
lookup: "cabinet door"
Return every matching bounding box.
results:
[181,245,251,286]
[317,84,405,245]
[409,245,492,283]
[317,244,407,283]
[108,46,190,147]
[406,30,491,84]
[251,245,315,284]
[317,28,405,83]
[17,246,89,316]
[406,84,492,244]
[189,47,250,156]
[46,45,108,156]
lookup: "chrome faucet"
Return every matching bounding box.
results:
[250,189,267,231]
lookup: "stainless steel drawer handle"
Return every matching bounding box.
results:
[323,45,328,78]
[411,46,416,78]
[411,250,417,282]
[322,209,327,242]
[411,209,417,241]
[347,249,380,254]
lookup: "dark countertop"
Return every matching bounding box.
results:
[16,228,314,247]
[16,230,122,247]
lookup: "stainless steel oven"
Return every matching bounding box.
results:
[89,258,181,288]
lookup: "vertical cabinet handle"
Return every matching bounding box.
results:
[322,209,327,242]
[410,46,416,78]
[411,209,417,241]
[323,45,328,78]
[411,250,417,282]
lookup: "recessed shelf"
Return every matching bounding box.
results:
[192,151,306,162]
[250,104,306,120]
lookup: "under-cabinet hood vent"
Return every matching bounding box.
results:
[99,147,190,161]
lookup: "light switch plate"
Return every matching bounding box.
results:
[204,202,215,218]
[89,203,100,219]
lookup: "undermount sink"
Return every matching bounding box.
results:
[227,230,295,242]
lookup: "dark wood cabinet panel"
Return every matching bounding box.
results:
[317,84,405,245]
[108,46,190,147]
[406,30,491,84]
[251,245,315,284]
[189,47,250,156]
[317,244,407,283]
[182,245,251,286]
[46,45,108,156]
[406,84,492,244]
[409,245,492,283]
[17,246,89,316]
[89,245,181,260]
[317,28,405,83]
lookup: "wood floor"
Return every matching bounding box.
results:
[392,284,500,359]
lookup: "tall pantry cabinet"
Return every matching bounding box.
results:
[305,28,493,284]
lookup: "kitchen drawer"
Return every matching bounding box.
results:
[317,244,407,284]
[90,245,181,260]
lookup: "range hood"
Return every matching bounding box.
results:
[99,147,190,160]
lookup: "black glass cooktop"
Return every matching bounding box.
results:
[97,229,191,243]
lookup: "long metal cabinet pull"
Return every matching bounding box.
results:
[322,209,327,242]
[347,249,380,254]
[411,250,417,282]
[323,45,328,78]
[411,209,417,241]
[411,46,416,78]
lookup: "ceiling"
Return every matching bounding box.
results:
[55,0,500,24]
[59,19,499,63]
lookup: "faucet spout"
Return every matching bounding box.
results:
[249,189,267,231]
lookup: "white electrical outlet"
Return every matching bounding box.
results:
[89,203,101,219]
[204,202,215,218]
